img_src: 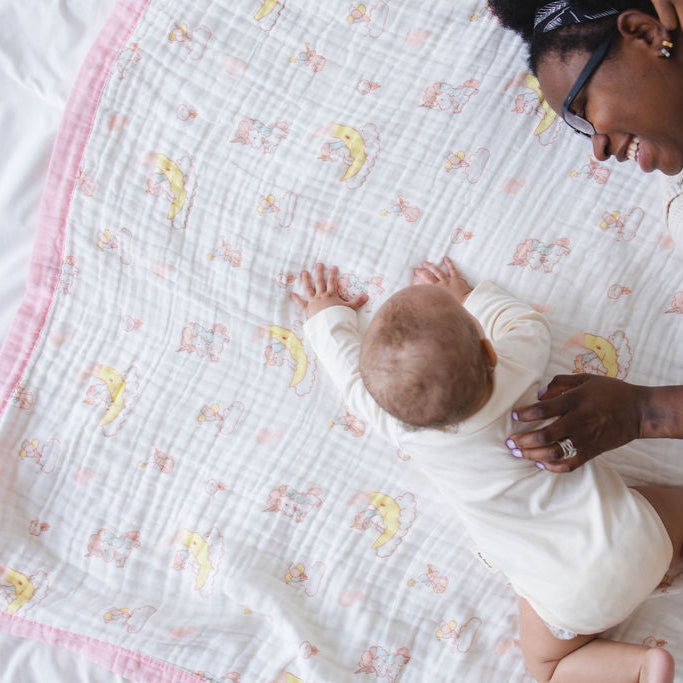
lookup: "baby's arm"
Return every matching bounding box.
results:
[294,264,401,445]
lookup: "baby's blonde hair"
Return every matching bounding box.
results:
[360,287,491,429]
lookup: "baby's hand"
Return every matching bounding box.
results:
[651,0,681,30]
[291,263,368,318]
[413,256,473,303]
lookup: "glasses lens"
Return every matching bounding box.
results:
[563,109,595,137]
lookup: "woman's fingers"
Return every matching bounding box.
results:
[538,374,592,401]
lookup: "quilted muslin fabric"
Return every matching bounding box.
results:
[1,1,683,681]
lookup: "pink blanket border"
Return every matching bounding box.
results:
[0,1,198,680]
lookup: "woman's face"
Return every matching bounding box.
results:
[536,20,683,175]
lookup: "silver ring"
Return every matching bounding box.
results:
[557,438,577,460]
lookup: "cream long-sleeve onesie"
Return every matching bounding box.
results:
[303,280,672,635]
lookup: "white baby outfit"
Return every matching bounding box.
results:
[304,281,673,635]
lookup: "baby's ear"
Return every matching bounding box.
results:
[481,338,497,368]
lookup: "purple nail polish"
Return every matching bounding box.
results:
[511,448,522,458]
[505,438,516,449]
[537,385,548,399]
[511,410,519,421]
[535,462,546,470]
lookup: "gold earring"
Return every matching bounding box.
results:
[661,39,674,58]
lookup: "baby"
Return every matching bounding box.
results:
[293,258,680,683]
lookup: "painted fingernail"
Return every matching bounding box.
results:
[511,411,519,421]
[535,462,546,470]
[505,438,516,449]
[511,448,522,457]
[537,385,547,399]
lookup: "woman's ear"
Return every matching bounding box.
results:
[481,338,497,369]
[617,9,672,55]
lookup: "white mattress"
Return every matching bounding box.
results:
[0,2,125,680]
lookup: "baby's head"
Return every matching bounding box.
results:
[359,284,496,429]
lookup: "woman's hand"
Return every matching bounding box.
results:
[652,0,682,30]
[291,263,367,318]
[505,374,644,472]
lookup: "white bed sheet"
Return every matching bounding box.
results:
[0,2,126,680]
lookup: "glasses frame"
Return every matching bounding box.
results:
[561,29,617,137]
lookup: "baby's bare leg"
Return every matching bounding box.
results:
[519,598,674,683]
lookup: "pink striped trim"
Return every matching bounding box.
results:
[0,0,201,679]
[0,0,149,415]
[0,613,200,682]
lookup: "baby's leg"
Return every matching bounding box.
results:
[519,598,674,683]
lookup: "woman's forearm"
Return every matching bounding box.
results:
[639,384,683,439]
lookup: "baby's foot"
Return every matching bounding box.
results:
[640,647,675,683]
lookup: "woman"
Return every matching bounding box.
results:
[488,0,683,473]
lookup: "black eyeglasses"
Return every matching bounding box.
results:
[562,30,617,137]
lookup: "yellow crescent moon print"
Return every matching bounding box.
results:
[155,154,187,220]
[583,333,619,377]
[180,529,212,592]
[98,364,126,427]
[267,325,308,387]
[2,567,34,615]
[524,74,556,137]
[254,0,279,20]
[332,124,367,181]
[369,492,401,549]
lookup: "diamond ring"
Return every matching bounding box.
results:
[558,438,577,460]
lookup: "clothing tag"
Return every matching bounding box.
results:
[470,546,498,574]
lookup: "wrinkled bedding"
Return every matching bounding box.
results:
[1,1,683,681]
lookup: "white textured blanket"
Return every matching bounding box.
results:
[1,1,683,681]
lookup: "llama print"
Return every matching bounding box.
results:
[138,445,174,474]
[253,0,285,32]
[380,195,421,223]
[231,119,289,154]
[256,191,298,229]
[444,148,490,183]
[172,528,223,597]
[316,122,380,189]
[59,255,80,294]
[262,324,317,396]
[328,407,366,437]
[84,363,140,437]
[349,491,417,558]
[0,566,49,616]
[207,236,243,266]
[407,564,449,594]
[347,2,389,38]
[168,23,212,60]
[178,322,230,362]
[284,561,325,597]
[509,238,570,273]
[116,42,141,80]
[599,207,644,241]
[85,529,141,568]
[103,605,156,633]
[12,385,34,410]
[145,152,197,230]
[564,330,632,379]
[570,155,610,184]
[264,485,323,523]
[18,437,61,474]
[197,401,245,435]
[97,227,133,265]
[435,616,482,653]
[290,43,326,72]
[355,645,410,683]
[505,73,560,145]
[421,79,480,114]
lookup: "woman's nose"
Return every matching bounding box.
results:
[591,133,610,161]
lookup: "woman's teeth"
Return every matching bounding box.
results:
[627,136,640,162]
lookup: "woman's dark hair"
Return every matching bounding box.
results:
[488,1,657,73]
